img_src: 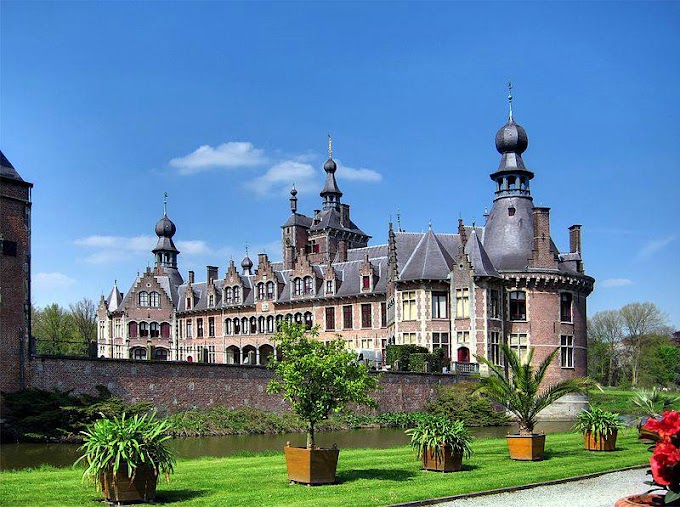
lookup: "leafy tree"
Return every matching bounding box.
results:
[620,302,668,386]
[588,310,624,386]
[267,322,378,448]
[638,334,679,387]
[32,304,78,355]
[70,298,97,348]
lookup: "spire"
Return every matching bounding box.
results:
[320,134,343,210]
[289,183,298,213]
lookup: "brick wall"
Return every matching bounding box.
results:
[27,356,463,414]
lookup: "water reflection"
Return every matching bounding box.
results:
[0,421,576,471]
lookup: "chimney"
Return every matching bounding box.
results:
[569,225,582,254]
[530,207,558,269]
[458,218,467,248]
[207,266,218,285]
[338,240,348,262]
[340,204,350,227]
[188,270,195,284]
[257,253,268,269]
[284,244,295,270]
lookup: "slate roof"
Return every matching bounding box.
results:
[282,213,313,228]
[482,196,535,271]
[464,229,501,278]
[106,285,124,312]
[399,229,456,281]
[309,207,369,238]
[0,150,32,186]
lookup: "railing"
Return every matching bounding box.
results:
[452,362,479,374]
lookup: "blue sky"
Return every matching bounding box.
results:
[2,1,679,328]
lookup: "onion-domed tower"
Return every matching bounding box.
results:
[152,195,180,270]
[320,134,343,211]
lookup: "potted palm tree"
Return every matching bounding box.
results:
[75,412,175,503]
[267,322,378,485]
[476,343,594,461]
[405,414,472,472]
[574,405,624,451]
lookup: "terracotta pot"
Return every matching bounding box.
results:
[615,494,666,506]
[583,429,617,451]
[506,433,546,461]
[284,444,340,485]
[100,463,158,503]
[422,445,463,472]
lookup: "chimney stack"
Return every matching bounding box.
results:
[569,225,582,254]
[338,240,348,262]
[458,218,467,248]
[530,207,558,269]
[188,270,195,284]
[206,266,218,285]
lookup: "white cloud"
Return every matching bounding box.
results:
[638,234,678,259]
[169,142,267,175]
[33,272,76,289]
[75,235,213,264]
[176,240,211,256]
[75,235,155,252]
[599,278,634,288]
[246,160,319,198]
[336,160,383,182]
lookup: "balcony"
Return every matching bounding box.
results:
[452,362,479,375]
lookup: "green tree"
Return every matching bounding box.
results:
[620,302,668,386]
[638,334,679,387]
[588,310,624,386]
[70,298,97,352]
[32,304,77,355]
[267,322,378,448]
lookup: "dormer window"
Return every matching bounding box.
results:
[233,287,241,304]
[186,297,192,310]
[362,275,371,291]
[326,280,334,295]
[266,281,275,299]
[294,278,302,296]
[304,276,313,295]
[208,294,214,307]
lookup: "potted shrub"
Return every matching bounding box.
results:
[633,388,679,442]
[75,412,175,503]
[476,343,594,461]
[405,414,472,472]
[267,322,378,485]
[574,405,624,451]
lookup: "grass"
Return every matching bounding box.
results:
[0,429,648,506]
[589,388,680,416]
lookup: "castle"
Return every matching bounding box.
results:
[97,108,594,383]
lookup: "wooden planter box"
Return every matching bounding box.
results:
[284,444,340,485]
[101,463,157,503]
[506,434,546,461]
[422,445,463,472]
[583,430,617,451]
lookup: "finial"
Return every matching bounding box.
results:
[163,192,169,215]
[114,279,118,288]
[245,244,249,257]
[328,133,333,159]
[428,220,432,230]
[507,81,513,120]
[397,208,403,232]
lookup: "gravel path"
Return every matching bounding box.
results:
[428,468,649,507]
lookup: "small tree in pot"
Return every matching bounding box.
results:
[574,405,624,451]
[405,414,473,472]
[267,322,378,484]
[476,343,594,461]
[75,412,175,503]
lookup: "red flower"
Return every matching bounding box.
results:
[644,411,680,439]
[650,441,680,487]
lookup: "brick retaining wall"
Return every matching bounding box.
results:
[27,356,463,414]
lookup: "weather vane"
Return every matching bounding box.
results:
[328,133,333,159]
[163,192,169,215]
[508,81,513,120]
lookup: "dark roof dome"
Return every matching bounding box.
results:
[241,256,253,270]
[323,158,337,172]
[155,215,176,238]
[495,118,528,155]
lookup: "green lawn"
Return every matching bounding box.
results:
[588,388,680,416]
[0,429,648,507]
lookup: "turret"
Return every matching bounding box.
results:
[152,193,180,269]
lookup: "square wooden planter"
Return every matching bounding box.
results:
[284,444,340,485]
[101,463,158,503]
[583,430,617,451]
[422,446,463,472]
[506,433,546,461]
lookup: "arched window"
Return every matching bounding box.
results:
[241,317,249,334]
[258,316,265,333]
[149,291,160,308]
[266,281,275,300]
[304,312,313,330]
[276,315,284,331]
[285,313,293,322]
[257,283,265,300]
[160,322,170,339]
[138,291,149,307]
[304,276,313,295]
[140,322,149,338]
[224,287,232,304]
[267,316,274,333]
[132,348,146,360]
[150,322,160,338]
[233,287,241,304]
[250,317,257,334]
[128,321,138,338]
[233,319,240,335]
[294,313,302,324]
[293,278,302,296]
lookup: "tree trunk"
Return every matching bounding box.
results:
[518,421,534,435]
[307,421,315,448]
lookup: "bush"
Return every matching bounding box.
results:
[385,345,429,371]
[425,382,510,427]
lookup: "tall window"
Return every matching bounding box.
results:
[197,318,204,338]
[140,322,149,337]
[402,291,416,321]
[258,316,265,333]
[326,280,333,294]
[432,332,450,359]
[402,333,417,345]
[150,322,160,338]
[186,320,193,338]
[561,335,574,368]
[267,316,274,333]
[455,288,469,318]
[224,287,232,304]
[225,319,232,335]
[186,297,192,310]
[380,302,387,328]
[233,287,240,304]
[509,291,526,321]
[561,293,573,322]
[208,345,216,363]
[149,291,160,308]
[488,289,500,319]
[242,317,249,334]
[257,283,265,300]
[266,281,275,300]
[509,333,528,361]
[432,292,447,319]
[456,331,469,343]
[128,321,138,338]
[487,331,502,366]
[208,317,215,337]
[294,278,302,296]
[325,307,335,330]
[362,275,370,290]
[208,294,214,307]
[343,305,353,329]
[138,291,149,307]
[304,312,313,330]
[250,317,257,334]
[304,276,313,295]
[361,303,372,328]
[233,319,240,334]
